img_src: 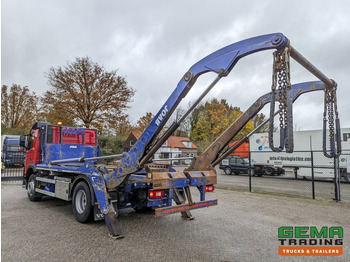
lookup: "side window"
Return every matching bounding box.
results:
[27,134,34,150]
[28,129,40,150]
[229,158,235,165]
[85,130,96,146]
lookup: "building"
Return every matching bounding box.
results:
[122,131,198,165]
[122,131,141,152]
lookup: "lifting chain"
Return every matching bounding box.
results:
[323,86,342,158]
[269,47,294,152]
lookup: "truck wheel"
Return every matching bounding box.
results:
[265,167,273,176]
[72,181,93,223]
[343,172,350,183]
[27,174,42,201]
[224,167,232,175]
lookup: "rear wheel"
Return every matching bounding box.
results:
[27,174,42,201]
[248,168,255,177]
[72,181,93,223]
[265,167,273,176]
[224,167,232,175]
[342,171,350,183]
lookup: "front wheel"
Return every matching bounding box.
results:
[224,167,232,175]
[72,181,93,223]
[27,174,42,201]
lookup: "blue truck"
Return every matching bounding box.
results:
[1,135,26,167]
[20,33,339,238]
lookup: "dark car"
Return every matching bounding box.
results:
[219,155,284,176]
[219,156,254,176]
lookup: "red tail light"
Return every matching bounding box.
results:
[149,190,165,199]
[205,185,215,192]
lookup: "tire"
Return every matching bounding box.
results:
[248,168,255,177]
[343,172,350,183]
[224,167,232,175]
[72,181,93,223]
[27,174,42,201]
[265,167,273,176]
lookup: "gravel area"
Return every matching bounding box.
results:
[2,183,349,262]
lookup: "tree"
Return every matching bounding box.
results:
[190,98,257,153]
[136,112,154,132]
[42,57,135,130]
[252,113,269,133]
[1,84,39,131]
[171,104,192,137]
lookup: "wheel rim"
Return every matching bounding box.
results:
[225,168,231,175]
[75,189,87,214]
[27,179,35,196]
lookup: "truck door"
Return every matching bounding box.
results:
[24,129,41,174]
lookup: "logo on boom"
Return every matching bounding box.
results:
[155,105,169,126]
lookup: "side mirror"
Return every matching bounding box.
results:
[20,135,27,149]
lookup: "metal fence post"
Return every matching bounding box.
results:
[310,136,315,199]
[334,156,340,201]
[311,149,315,199]
[249,151,252,192]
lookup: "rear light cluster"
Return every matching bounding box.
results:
[149,190,165,199]
[205,185,215,192]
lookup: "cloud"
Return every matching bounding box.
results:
[2,0,350,130]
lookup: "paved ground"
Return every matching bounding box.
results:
[2,183,350,262]
[216,170,350,202]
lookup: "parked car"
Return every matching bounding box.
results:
[219,156,284,176]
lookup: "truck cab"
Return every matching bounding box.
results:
[21,122,99,188]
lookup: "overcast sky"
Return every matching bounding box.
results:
[2,0,350,131]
